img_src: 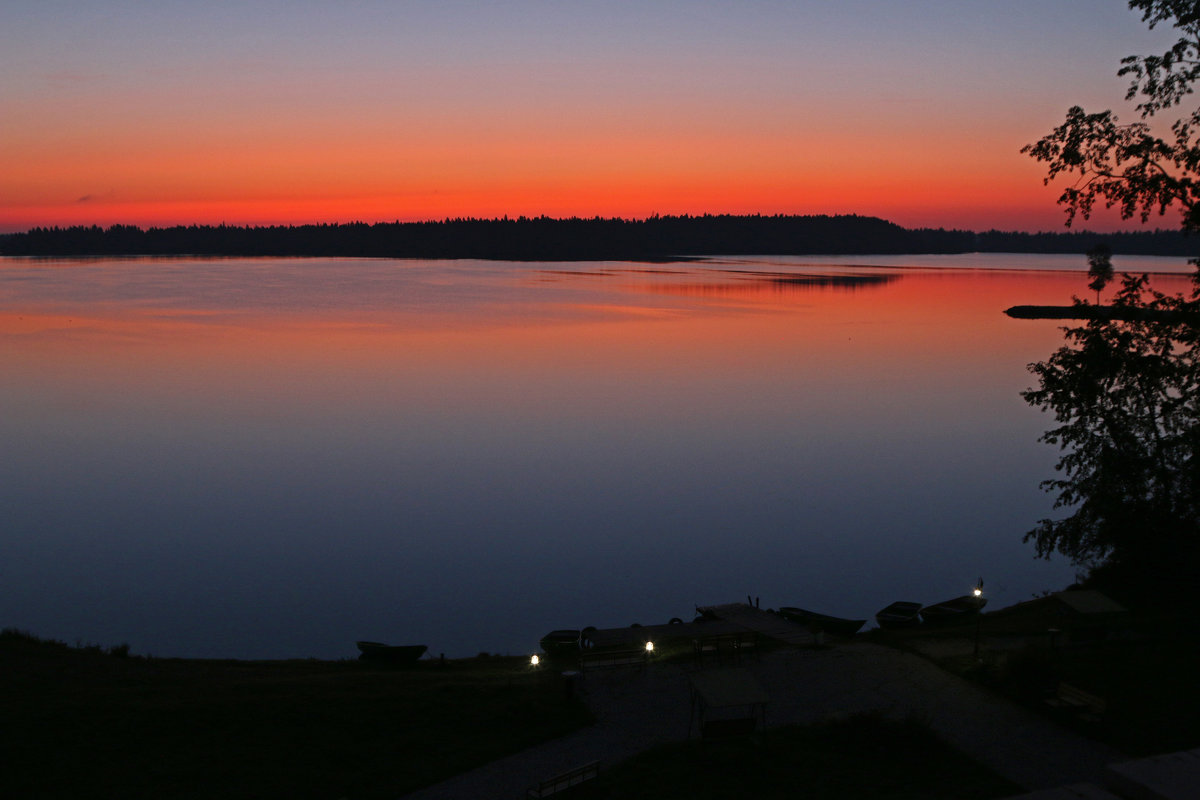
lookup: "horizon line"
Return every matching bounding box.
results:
[0,212,1189,239]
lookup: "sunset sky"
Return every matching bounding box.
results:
[0,1,1185,233]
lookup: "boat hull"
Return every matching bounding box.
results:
[538,629,581,657]
[875,601,923,629]
[355,641,428,663]
[778,607,866,637]
[919,596,987,626]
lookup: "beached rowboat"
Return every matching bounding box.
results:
[355,641,428,663]
[777,607,867,637]
[875,600,923,629]
[538,629,582,656]
[919,595,987,626]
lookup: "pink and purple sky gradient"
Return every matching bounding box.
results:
[0,1,1184,233]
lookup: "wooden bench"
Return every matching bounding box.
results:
[1045,682,1107,722]
[527,760,600,797]
[693,632,757,665]
[701,717,759,739]
[579,648,646,673]
[693,636,720,662]
[734,631,758,659]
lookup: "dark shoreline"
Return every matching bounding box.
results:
[3,214,1197,259]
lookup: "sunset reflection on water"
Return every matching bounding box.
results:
[1,255,1192,658]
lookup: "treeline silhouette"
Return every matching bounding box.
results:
[1,214,1195,259]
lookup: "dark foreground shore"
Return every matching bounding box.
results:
[5,608,1199,799]
[1,630,587,798]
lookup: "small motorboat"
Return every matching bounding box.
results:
[777,607,867,637]
[875,601,923,629]
[919,595,987,626]
[355,641,428,663]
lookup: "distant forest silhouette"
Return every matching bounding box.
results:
[1,214,1195,260]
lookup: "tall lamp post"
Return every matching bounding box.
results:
[972,578,984,660]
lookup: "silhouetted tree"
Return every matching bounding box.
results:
[1023,1,1200,233]
[2,218,1198,258]
[1022,0,1200,599]
[1087,243,1115,303]
[1021,276,1200,591]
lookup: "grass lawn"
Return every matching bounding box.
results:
[1,630,591,799]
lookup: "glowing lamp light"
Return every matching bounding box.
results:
[530,654,540,667]
[644,641,654,653]
[973,587,983,597]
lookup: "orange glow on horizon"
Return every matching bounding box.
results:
[0,166,1110,234]
[2,101,1152,234]
[4,2,1186,238]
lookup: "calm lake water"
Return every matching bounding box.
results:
[1,253,1193,659]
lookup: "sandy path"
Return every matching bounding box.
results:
[402,643,1123,799]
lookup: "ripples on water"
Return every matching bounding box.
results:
[0,254,1193,658]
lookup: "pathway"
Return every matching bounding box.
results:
[402,641,1124,799]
